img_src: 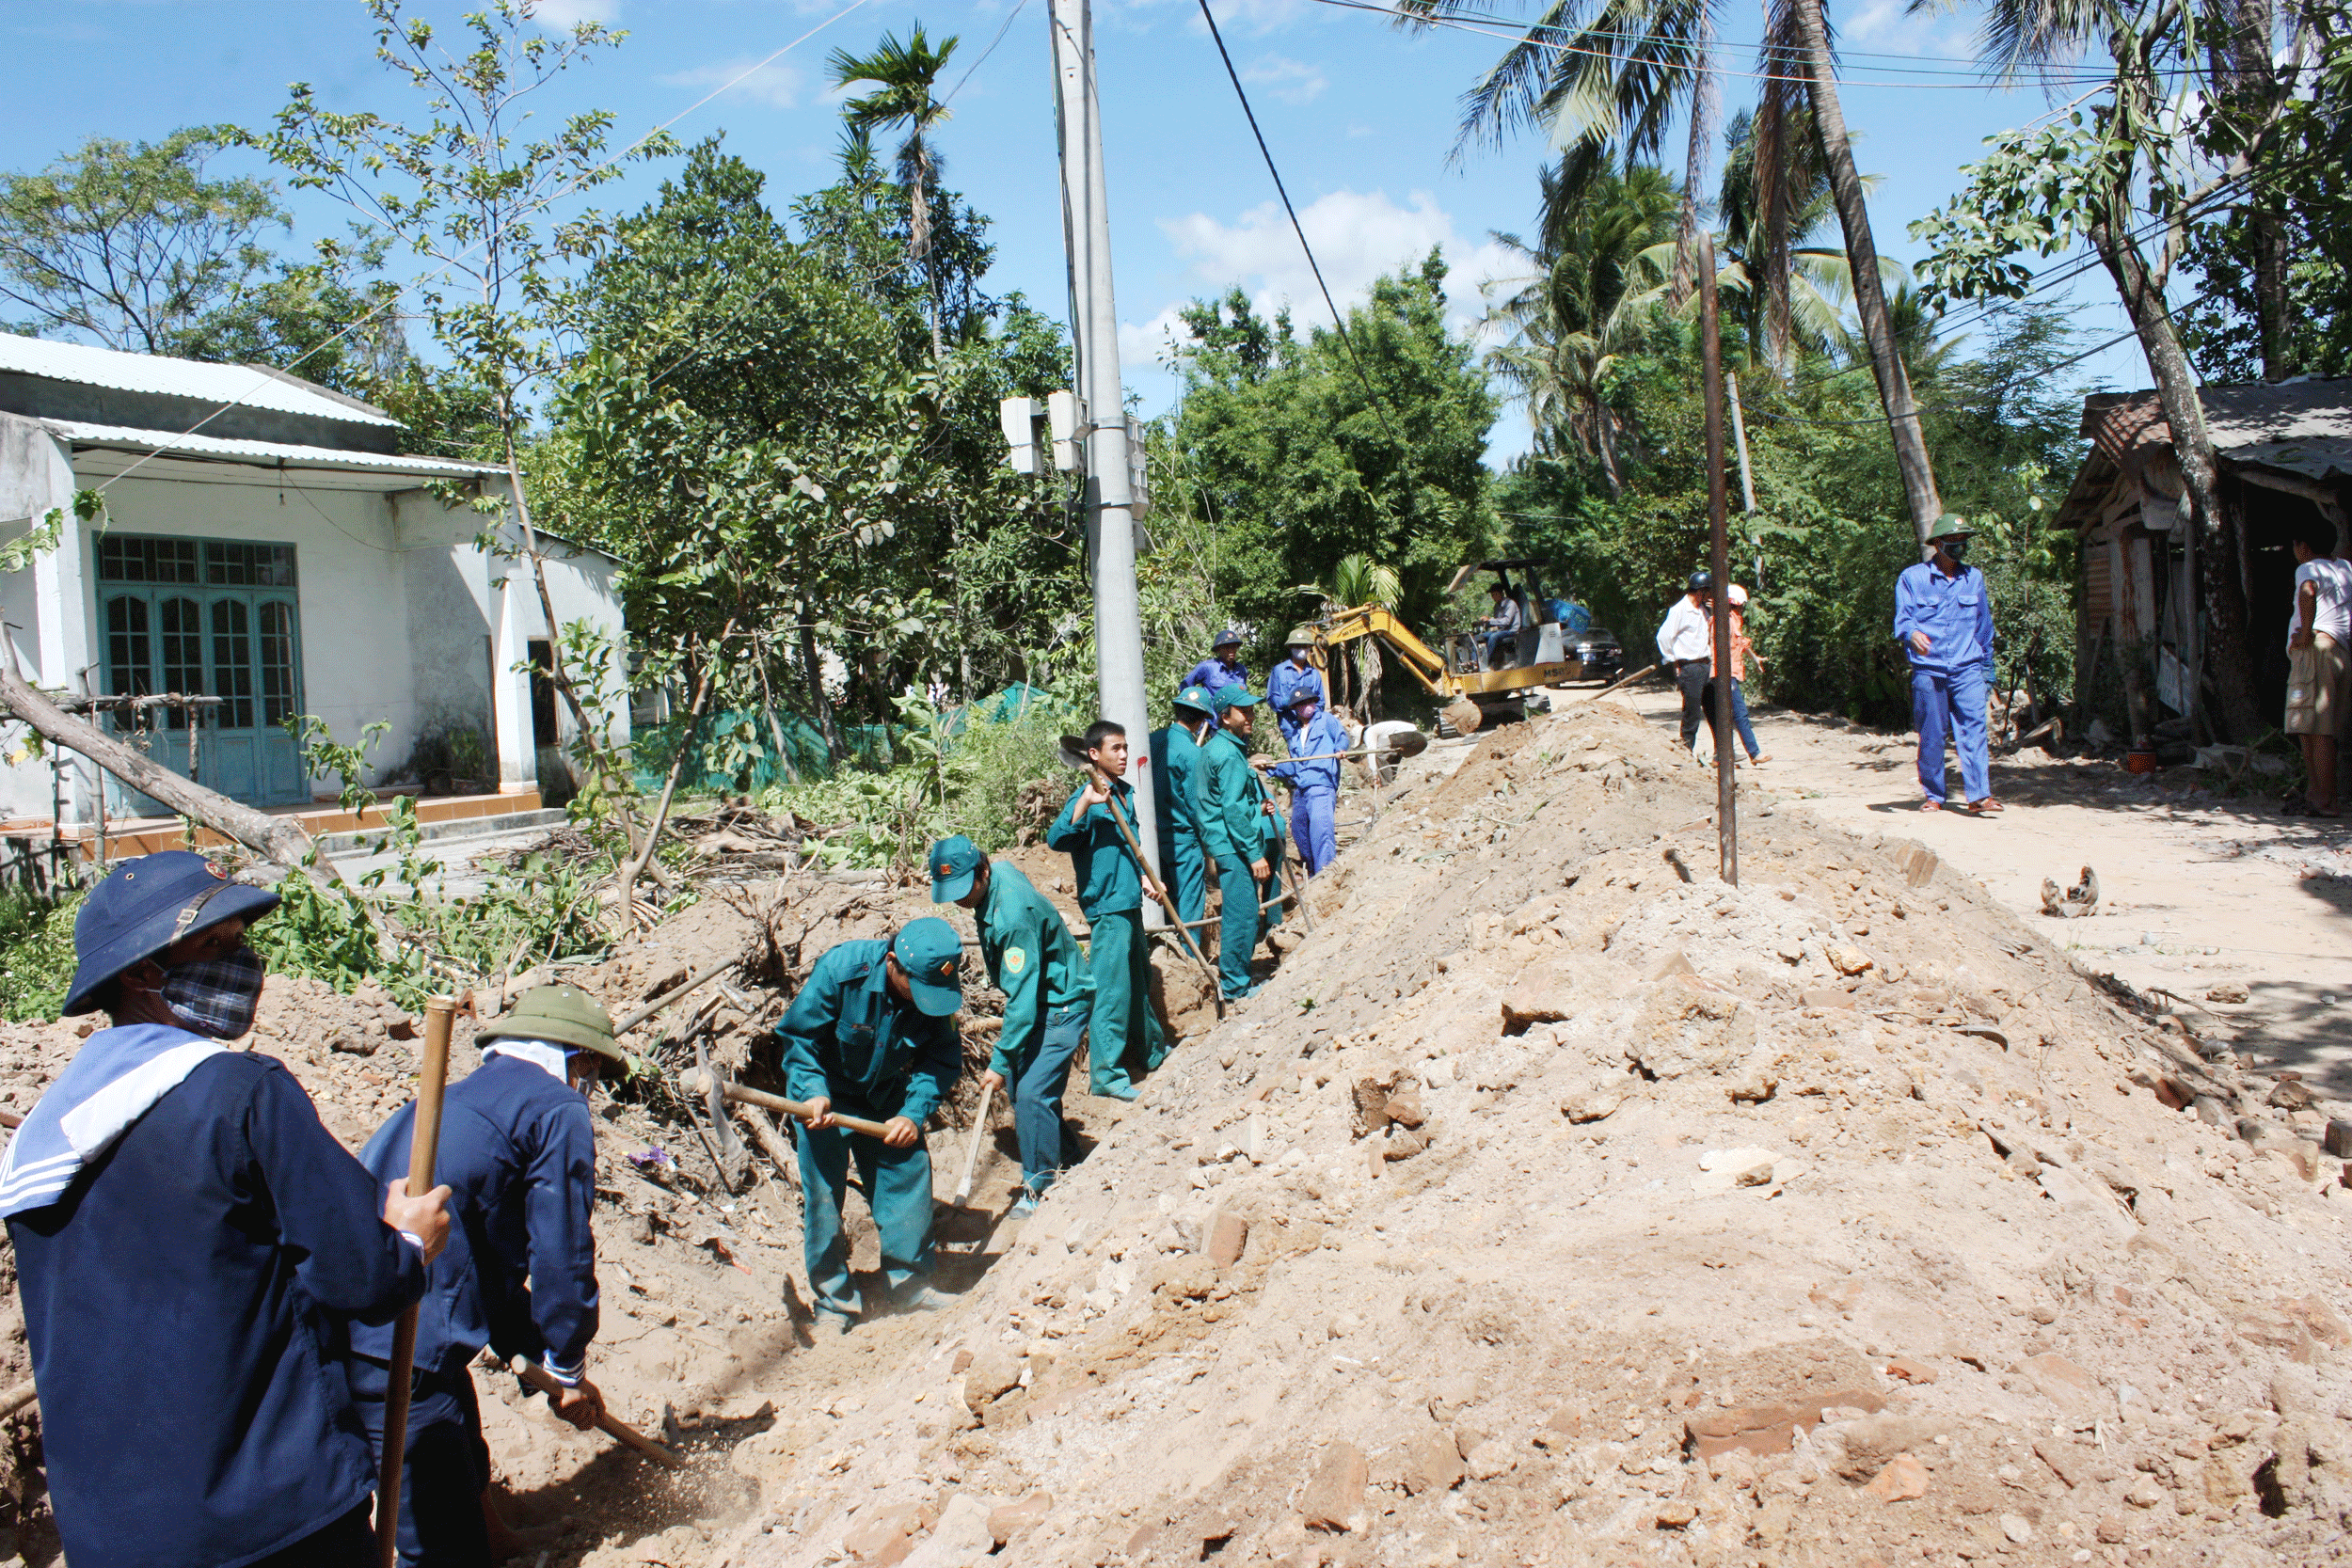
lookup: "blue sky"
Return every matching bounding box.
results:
[0,0,2148,461]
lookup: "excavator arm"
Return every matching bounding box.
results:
[1318,605,1455,698]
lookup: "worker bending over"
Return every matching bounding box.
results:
[1149,685,1216,928]
[1198,689,1285,1001]
[777,921,965,1333]
[931,836,1092,1215]
[349,984,620,1568]
[1265,633,1327,750]
[1271,692,1349,877]
[1048,721,1171,1101]
[1,851,449,1568]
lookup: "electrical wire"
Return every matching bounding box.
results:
[942,0,1031,107]
[91,0,879,496]
[1196,0,1409,448]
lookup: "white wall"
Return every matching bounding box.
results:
[0,417,88,821]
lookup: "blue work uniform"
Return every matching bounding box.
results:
[1892,559,1996,804]
[1265,658,1327,748]
[1045,777,1170,1097]
[1198,729,1285,999]
[1183,657,1250,730]
[1149,723,1210,927]
[776,942,961,1322]
[4,1030,426,1568]
[1271,708,1348,877]
[973,863,1093,1196]
[350,1049,599,1568]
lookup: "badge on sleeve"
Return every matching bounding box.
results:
[1003,946,1027,974]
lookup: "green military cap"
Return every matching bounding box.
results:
[478,982,628,1062]
[929,835,986,904]
[1213,686,1263,713]
[1174,684,1216,717]
[892,917,964,1017]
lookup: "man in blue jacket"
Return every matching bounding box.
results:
[1048,721,1172,1101]
[1271,693,1350,877]
[1149,685,1216,929]
[1265,634,1327,750]
[1183,629,1250,731]
[1893,515,2001,816]
[777,920,966,1332]
[350,983,622,1567]
[0,851,450,1568]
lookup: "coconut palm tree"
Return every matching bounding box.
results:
[828,24,960,362]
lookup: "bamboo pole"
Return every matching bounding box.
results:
[1699,233,1739,888]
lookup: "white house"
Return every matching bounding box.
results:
[0,331,627,828]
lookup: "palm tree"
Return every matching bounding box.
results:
[1400,0,1943,539]
[828,24,960,361]
[1485,159,1681,494]
[1715,107,1908,368]
[1300,554,1405,719]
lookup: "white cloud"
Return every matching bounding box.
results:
[1240,54,1327,103]
[1119,304,1201,372]
[1156,188,1518,339]
[1104,0,1316,34]
[529,0,620,27]
[658,56,807,110]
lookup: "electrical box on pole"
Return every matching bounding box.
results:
[1126,415,1151,520]
[1046,389,1085,473]
[999,396,1041,475]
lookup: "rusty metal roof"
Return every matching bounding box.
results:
[2081,379,2352,483]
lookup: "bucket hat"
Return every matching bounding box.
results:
[478,983,628,1063]
[62,851,280,1017]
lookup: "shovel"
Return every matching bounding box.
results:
[953,1078,995,1208]
[376,998,457,1568]
[1057,736,1225,1014]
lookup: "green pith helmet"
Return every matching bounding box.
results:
[1286,626,1318,649]
[479,983,628,1062]
[1926,515,1975,542]
[1174,683,1216,717]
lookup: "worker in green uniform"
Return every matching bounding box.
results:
[1197,688,1285,1001]
[775,919,965,1334]
[930,835,1092,1217]
[1149,685,1216,929]
[1045,721,1170,1102]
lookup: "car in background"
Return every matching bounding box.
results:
[1570,626,1623,680]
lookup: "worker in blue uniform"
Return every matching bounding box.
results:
[1182,629,1250,731]
[1271,693,1349,878]
[1893,515,2000,815]
[931,836,1092,1215]
[349,983,622,1568]
[0,851,450,1568]
[1197,689,1285,1000]
[1265,632,1327,750]
[1046,720,1171,1101]
[777,919,965,1333]
[1149,685,1216,929]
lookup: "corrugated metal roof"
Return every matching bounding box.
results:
[2080,380,2352,483]
[0,332,401,428]
[44,419,501,480]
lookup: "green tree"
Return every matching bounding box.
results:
[1170,253,1501,661]
[0,127,285,353]
[829,24,961,363]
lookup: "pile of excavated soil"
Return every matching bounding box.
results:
[708,699,2352,1568]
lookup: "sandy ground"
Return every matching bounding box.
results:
[1588,686,2352,1098]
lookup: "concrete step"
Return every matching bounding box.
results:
[315,807,567,859]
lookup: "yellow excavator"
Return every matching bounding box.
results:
[1311,558,1590,733]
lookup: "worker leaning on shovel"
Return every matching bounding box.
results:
[776,920,965,1334]
[1198,689,1286,1002]
[0,850,452,1568]
[930,836,1092,1218]
[1046,721,1172,1102]
[348,983,626,1568]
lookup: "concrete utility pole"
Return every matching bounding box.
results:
[1049,0,1164,911]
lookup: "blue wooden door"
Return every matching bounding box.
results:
[98,536,307,813]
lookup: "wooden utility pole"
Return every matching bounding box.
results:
[1699,234,1738,887]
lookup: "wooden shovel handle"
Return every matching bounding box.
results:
[679,1071,896,1141]
[510,1358,685,1468]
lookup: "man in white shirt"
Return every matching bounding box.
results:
[1655,572,1717,752]
[2285,524,2352,817]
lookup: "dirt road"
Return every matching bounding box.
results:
[1592,684,2352,1092]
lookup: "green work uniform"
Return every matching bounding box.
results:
[1150,723,1210,927]
[1045,778,1170,1097]
[974,863,1094,1195]
[775,940,961,1322]
[1198,728,1284,999]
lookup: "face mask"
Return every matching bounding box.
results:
[1295,702,1318,723]
[1944,540,1971,562]
[161,946,266,1039]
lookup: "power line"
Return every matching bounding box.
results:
[943,0,1031,107]
[91,0,878,496]
[1195,0,1408,448]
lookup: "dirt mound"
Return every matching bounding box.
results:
[709,699,2352,1568]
